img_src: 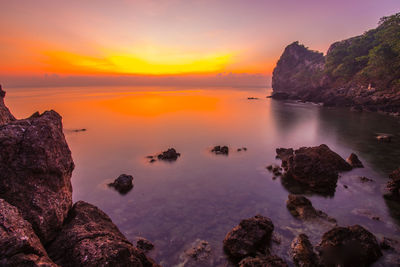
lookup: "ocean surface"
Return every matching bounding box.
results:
[6,86,400,266]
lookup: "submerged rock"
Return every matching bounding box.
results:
[108,174,134,194]
[346,153,364,168]
[239,254,288,267]
[211,145,229,155]
[0,110,74,243]
[286,194,336,224]
[0,198,57,266]
[0,85,15,125]
[317,225,382,267]
[223,215,274,262]
[291,234,319,267]
[47,201,158,267]
[136,237,154,252]
[276,144,351,195]
[384,167,400,201]
[157,148,181,161]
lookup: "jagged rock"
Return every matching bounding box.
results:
[157,148,180,161]
[317,225,382,267]
[0,110,74,243]
[136,238,154,252]
[47,201,159,267]
[223,215,274,262]
[108,174,134,194]
[346,153,363,168]
[276,144,351,195]
[211,145,229,155]
[0,198,57,266]
[286,194,336,223]
[291,234,319,267]
[0,85,15,125]
[239,254,288,267]
[384,167,400,201]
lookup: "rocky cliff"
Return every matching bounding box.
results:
[0,86,159,266]
[272,13,400,114]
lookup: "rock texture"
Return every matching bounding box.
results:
[47,201,159,267]
[239,254,288,267]
[157,148,180,161]
[211,145,229,155]
[108,174,134,194]
[0,110,74,243]
[346,153,363,168]
[291,234,319,267]
[384,167,400,201]
[0,198,57,266]
[0,85,15,125]
[276,144,352,195]
[317,225,382,267]
[223,215,274,262]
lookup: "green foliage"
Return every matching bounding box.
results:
[325,12,400,90]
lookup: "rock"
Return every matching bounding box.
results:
[239,254,288,267]
[266,164,283,177]
[223,215,274,262]
[317,225,382,267]
[286,194,336,223]
[276,144,351,195]
[376,134,392,143]
[136,237,154,252]
[291,234,319,267]
[360,176,374,183]
[211,145,229,155]
[149,158,156,163]
[247,97,259,100]
[185,239,211,261]
[384,167,400,201]
[108,174,134,194]
[71,128,87,132]
[380,237,399,250]
[0,198,57,266]
[0,110,74,243]
[346,153,363,168]
[0,85,15,125]
[47,201,159,267]
[157,148,181,161]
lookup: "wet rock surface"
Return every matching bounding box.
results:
[291,234,319,267]
[317,225,382,267]
[239,254,288,267]
[276,144,352,195]
[47,201,159,267]
[223,215,274,262]
[346,153,364,168]
[157,148,181,161]
[0,198,57,266]
[0,85,15,125]
[0,110,74,243]
[211,145,229,155]
[286,194,336,224]
[108,174,134,194]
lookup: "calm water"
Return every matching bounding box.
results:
[6,86,400,266]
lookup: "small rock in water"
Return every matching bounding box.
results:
[384,167,400,201]
[360,176,374,183]
[211,145,229,155]
[247,97,259,100]
[376,134,392,142]
[157,148,181,161]
[185,239,211,261]
[146,155,154,159]
[136,237,154,252]
[149,159,156,163]
[237,148,242,152]
[343,185,348,189]
[346,153,364,168]
[108,174,133,194]
[286,194,336,223]
[72,128,87,132]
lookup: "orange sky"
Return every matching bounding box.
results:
[0,0,399,87]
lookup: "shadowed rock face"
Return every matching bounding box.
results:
[0,110,74,244]
[47,201,159,267]
[276,144,352,196]
[0,85,15,125]
[290,234,319,267]
[0,199,57,266]
[223,215,274,262]
[317,225,382,267]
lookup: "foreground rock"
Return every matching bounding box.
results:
[291,234,319,267]
[317,225,382,267]
[276,144,351,195]
[0,85,15,125]
[286,194,336,224]
[211,145,229,155]
[0,110,74,243]
[384,167,400,201]
[346,153,363,168]
[0,199,57,266]
[47,201,158,267]
[157,148,181,161]
[223,215,274,262]
[239,254,288,267]
[108,174,134,194]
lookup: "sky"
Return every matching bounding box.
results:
[0,0,399,87]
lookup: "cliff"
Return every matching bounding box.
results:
[272,13,400,114]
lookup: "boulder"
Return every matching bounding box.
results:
[0,110,74,243]
[108,174,134,194]
[0,85,15,125]
[211,145,229,155]
[0,198,57,266]
[317,225,382,267]
[47,201,159,267]
[286,194,336,223]
[223,215,274,262]
[290,234,319,267]
[384,167,400,201]
[239,254,288,267]
[276,144,351,195]
[346,153,363,168]
[157,148,180,161]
